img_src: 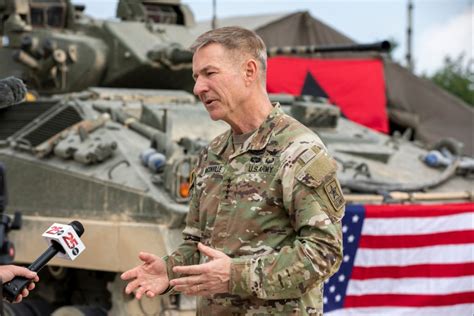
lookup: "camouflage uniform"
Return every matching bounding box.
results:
[165,103,345,315]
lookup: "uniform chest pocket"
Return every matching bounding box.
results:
[196,164,225,189]
[233,169,278,203]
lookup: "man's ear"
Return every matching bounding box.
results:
[243,59,258,86]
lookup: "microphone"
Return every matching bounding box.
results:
[2,221,85,302]
[0,77,27,109]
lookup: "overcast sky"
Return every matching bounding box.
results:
[78,0,473,75]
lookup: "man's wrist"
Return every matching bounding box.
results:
[229,257,251,296]
[160,256,173,295]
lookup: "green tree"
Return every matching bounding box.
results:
[429,54,473,106]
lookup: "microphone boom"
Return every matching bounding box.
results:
[0,77,27,109]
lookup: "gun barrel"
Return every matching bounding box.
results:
[147,46,193,65]
[267,41,391,57]
[168,49,193,64]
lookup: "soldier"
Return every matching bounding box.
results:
[121,26,345,315]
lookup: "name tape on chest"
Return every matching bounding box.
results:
[247,155,276,173]
[204,165,225,174]
[248,164,274,173]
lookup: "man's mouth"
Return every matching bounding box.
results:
[204,98,217,106]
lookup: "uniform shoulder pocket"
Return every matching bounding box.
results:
[296,146,345,222]
[296,146,337,188]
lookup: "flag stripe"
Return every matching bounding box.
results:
[360,212,473,235]
[346,276,473,295]
[354,244,472,267]
[324,203,474,315]
[327,303,474,316]
[344,292,474,307]
[359,230,474,248]
[351,262,474,279]
[365,203,474,218]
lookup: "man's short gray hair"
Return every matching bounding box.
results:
[190,26,268,83]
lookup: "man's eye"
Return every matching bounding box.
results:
[207,71,216,76]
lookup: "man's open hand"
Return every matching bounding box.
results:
[120,252,169,299]
[170,243,231,296]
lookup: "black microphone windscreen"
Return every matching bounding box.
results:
[69,221,85,237]
[0,77,27,109]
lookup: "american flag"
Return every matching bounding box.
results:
[324,202,474,315]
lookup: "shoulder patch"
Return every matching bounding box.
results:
[299,148,316,164]
[324,178,345,211]
[296,146,337,188]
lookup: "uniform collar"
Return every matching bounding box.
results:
[209,102,284,157]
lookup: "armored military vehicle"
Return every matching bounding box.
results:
[0,1,472,315]
[0,0,202,314]
[0,86,228,315]
[0,0,196,94]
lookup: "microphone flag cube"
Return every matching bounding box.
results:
[42,223,85,260]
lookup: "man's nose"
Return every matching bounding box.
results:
[193,77,208,96]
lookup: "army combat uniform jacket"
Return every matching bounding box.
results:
[165,104,345,315]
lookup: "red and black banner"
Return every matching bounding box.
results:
[267,57,389,133]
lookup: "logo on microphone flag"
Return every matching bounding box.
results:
[42,223,85,260]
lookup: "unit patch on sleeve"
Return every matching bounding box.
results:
[324,179,345,211]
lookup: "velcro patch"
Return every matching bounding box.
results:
[306,152,335,184]
[299,149,316,164]
[296,147,337,188]
[324,179,345,211]
[204,165,224,174]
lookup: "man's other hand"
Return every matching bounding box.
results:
[120,252,169,299]
[170,243,231,296]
